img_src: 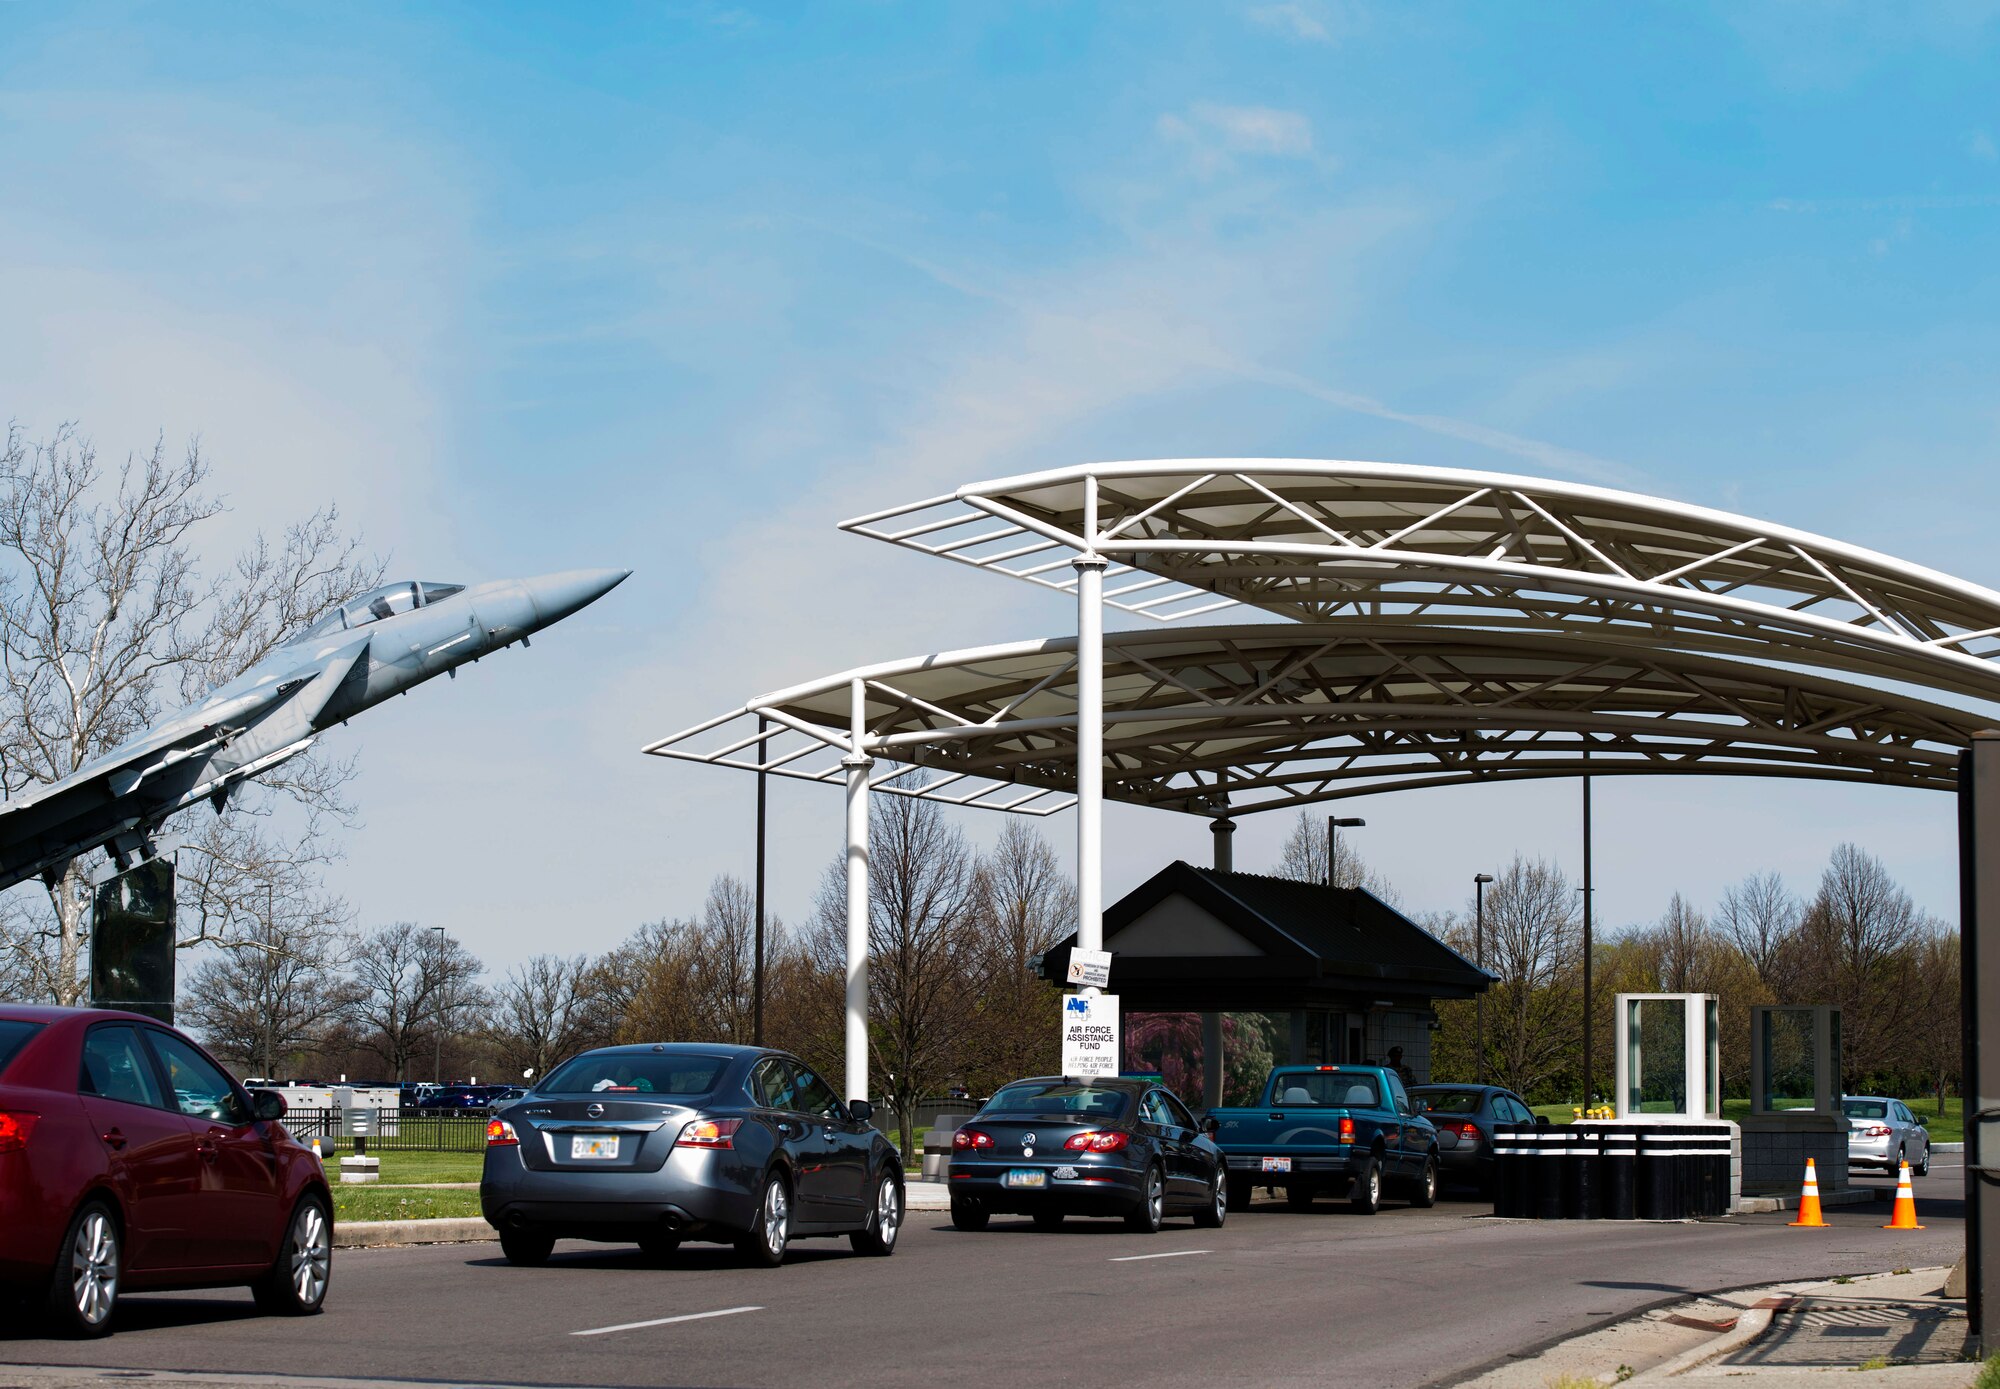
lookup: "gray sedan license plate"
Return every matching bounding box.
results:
[571,1135,620,1160]
[1003,1168,1047,1189]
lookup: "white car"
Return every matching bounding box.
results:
[1843,1096,1931,1175]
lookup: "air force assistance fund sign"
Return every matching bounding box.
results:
[1060,993,1121,1079]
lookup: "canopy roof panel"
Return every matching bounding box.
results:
[645,623,1987,814]
[842,460,2000,702]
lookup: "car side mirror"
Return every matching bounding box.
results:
[1202,1116,1220,1137]
[250,1089,287,1122]
[848,1099,873,1123]
[1534,1113,1550,1128]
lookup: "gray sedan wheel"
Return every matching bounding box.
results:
[1193,1167,1227,1229]
[848,1169,903,1256]
[1916,1141,1931,1177]
[737,1172,792,1267]
[1123,1165,1165,1233]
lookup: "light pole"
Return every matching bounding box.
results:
[1474,873,1494,1085]
[430,925,447,1085]
[1326,816,1366,888]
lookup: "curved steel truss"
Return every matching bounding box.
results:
[645,623,1987,813]
[843,460,2000,703]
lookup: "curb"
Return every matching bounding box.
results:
[335,1217,494,1248]
[1734,1187,1877,1215]
[1632,1296,1795,1381]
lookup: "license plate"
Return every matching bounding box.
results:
[571,1135,620,1160]
[1003,1168,1047,1189]
[1261,1156,1292,1173]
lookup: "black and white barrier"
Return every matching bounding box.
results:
[1493,1122,1734,1219]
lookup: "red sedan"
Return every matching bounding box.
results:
[0,1005,333,1337]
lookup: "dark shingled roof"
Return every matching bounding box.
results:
[1041,861,1492,998]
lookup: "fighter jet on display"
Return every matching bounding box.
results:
[0,568,629,892]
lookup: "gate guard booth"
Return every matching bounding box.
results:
[1496,993,1734,1219]
[1742,1005,1848,1196]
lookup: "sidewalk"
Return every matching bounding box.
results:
[1463,1267,1978,1387]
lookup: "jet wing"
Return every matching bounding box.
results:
[0,637,372,892]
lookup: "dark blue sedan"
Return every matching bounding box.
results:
[947,1076,1227,1233]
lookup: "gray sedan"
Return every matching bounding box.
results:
[1843,1096,1931,1175]
[480,1043,904,1267]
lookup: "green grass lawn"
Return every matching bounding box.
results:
[1528,1096,1963,1142]
[331,1185,485,1224]
[311,1150,483,1184]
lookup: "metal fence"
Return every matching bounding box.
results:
[280,1107,490,1153]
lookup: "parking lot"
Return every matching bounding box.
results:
[0,1162,1965,1389]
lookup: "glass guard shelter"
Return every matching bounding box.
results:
[1749,1005,1842,1113]
[1614,993,1721,1120]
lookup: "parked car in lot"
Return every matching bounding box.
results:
[947,1076,1227,1233]
[1207,1064,1439,1214]
[1408,1083,1537,1196]
[480,1043,902,1267]
[0,1005,333,1337]
[1843,1095,1931,1175]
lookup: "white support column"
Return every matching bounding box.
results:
[843,678,873,1104]
[1074,479,1107,981]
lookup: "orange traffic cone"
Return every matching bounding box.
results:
[311,1137,324,1163]
[1789,1157,1827,1227]
[1883,1161,1925,1230]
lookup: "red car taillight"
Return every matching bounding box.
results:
[485,1119,519,1147]
[1453,1121,1480,1143]
[675,1118,742,1149]
[1861,1124,1891,1138]
[0,1111,37,1154]
[1062,1130,1130,1153]
[952,1128,995,1151]
[1338,1117,1355,1144]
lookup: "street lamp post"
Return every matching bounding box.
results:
[1326,816,1366,888]
[430,925,447,1085]
[1474,873,1495,1085]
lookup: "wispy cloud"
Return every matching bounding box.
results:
[1157,103,1322,176]
[1766,193,2000,212]
[1240,2,1336,43]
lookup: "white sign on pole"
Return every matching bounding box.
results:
[1065,947,1112,990]
[1060,993,1121,1079]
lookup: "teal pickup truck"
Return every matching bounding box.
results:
[1206,1065,1439,1215]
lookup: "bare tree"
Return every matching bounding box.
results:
[1652,893,1709,993]
[593,875,776,1047]
[1790,844,1926,1087]
[807,791,984,1158]
[964,819,1075,1093]
[1716,872,1798,991]
[180,893,354,1078]
[1272,808,1398,902]
[344,922,486,1082]
[1481,855,1582,1097]
[487,955,600,1081]
[0,424,379,1002]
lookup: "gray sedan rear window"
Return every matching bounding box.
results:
[539,1053,729,1097]
[1843,1100,1888,1119]
[1413,1090,1482,1115]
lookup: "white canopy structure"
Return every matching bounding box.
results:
[645,460,2000,1104]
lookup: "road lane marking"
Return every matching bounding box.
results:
[1109,1250,1210,1263]
[573,1306,763,1337]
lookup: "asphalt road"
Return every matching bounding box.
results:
[0,1162,1968,1389]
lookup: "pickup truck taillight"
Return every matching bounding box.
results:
[1338,1117,1355,1144]
[1063,1130,1130,1153]
[485,1119,519,1147]
[676,1118,742,1149]
[953,1128,995,1151]
[0,1111,37,1154]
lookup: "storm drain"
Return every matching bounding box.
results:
[1723,1298,1967,1368]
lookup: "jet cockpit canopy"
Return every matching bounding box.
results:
[289,581,466,644]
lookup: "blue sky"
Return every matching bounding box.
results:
[4,2,1999,970]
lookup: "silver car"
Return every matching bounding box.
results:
[1843,1096,1931,1175]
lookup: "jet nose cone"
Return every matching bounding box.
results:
[522,568,631,628]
